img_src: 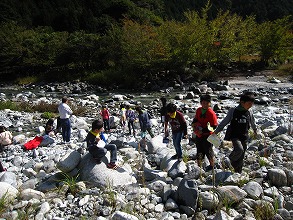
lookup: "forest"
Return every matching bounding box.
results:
[0,0,292,88]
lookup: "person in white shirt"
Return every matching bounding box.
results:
[58,96,73,143]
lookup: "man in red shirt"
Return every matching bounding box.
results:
[192,95,218,171]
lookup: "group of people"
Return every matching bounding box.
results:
[162,92,257,173]
[0,91,258,173]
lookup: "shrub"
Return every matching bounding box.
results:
[41,112,56,119]
[254,202,275,220]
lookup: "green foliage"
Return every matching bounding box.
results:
[60,172,80,196]
[0,3,292,87]
[40,112,56,119]
[0,101,18,111]
[254,202,276,220]
[0,192,10,216]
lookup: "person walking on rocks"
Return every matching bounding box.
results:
[159,97,167,132]
[164,103,187,162]
[192,95,218,171]
[119,103,127,130]
[135,106,154,148]
[214,92,257,173]
[86,120,118,169]
[100,105,110,132]
[58,96,73,143]
[126,104,136,136]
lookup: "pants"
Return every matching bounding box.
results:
[128,120,135,134]
[230,138,247,173]
[172,132,183,158]
[103,119,110,131]
[195,136,214,161]
[60,118,71,142]
[89,144,117,163]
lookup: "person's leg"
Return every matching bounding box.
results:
[204,138,215,167]
[147,127,154,138]
[128,120,132,134]
[65,119,71,142]
[195,137,205,167]
[230,139,247,173]
[105,144,117,163]
[103,119,107,131]
[106,119,110,131]
[172,132,183,158]
[89,147,107,163]
[60,119,66,142]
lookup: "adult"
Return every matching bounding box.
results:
[58,96,73,143]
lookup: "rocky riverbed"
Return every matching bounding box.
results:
[0,73,292,220]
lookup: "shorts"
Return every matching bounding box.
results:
[195,136,214,161]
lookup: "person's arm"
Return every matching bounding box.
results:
[65,104,73,115]
[214,108,234,134]
[249,109,257,132]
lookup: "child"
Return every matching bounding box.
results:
[119,104,127,129]
[159,97,167,131]
[45,118,55,136]
[214,92,257,173]
[164,103,187,161]
[0,125,13,152]
[85,120,118,169]
[126,105,136,135]
[135,106,154,138]
[192,95,218,171]
[100,105,110,132]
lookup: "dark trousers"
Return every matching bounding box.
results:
[103,119,110,131]
[60,118,71,142]
[128,120,135,134]
[230,138,247,173]
[89,144,117,163]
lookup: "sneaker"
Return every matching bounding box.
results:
[171,154,178,160]
[107,162,118,169]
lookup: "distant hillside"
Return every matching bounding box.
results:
[0,0,292,33]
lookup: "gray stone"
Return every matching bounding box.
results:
[176,179,198,209]
[268,168,287,187]
[79,153,136,187]
[243,181,263,199]
[56,150,81,173]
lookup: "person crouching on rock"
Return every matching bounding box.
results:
[0,125,13,152]
[86,120,118,169]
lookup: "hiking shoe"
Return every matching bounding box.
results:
[107,162,118,169]
[171,154,178,160]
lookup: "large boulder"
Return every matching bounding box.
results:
[56,150,81,173]
[78,153,136,187]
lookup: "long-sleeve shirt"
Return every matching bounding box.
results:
[165,110,187,135]
[215,105,257,140]
[58,103,73,119]
[138,111,152,132]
